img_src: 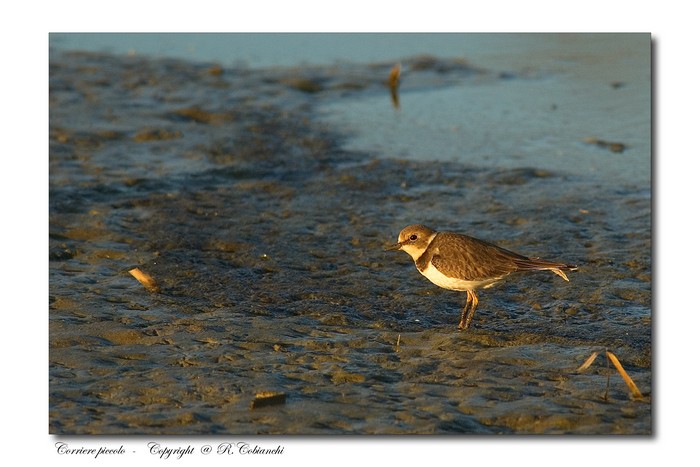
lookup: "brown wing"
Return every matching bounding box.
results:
[427,232,524,281]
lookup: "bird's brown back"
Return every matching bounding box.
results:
[418,232,526,281]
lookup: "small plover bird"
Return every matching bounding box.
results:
[387,224,578,330]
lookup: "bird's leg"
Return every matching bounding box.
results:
[458,291,472,330]
[458,290,479,330]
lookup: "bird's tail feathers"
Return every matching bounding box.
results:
[514,258,578,282]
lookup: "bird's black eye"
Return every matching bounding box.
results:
[409,234,418,241]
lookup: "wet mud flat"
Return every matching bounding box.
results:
[49,51,651,434]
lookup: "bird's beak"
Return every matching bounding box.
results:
[385,242,403,251]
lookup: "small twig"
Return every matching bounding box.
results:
[128,267,160,293]
[251,392,286,409]
[395,334,401,352]
[576,351,599,373]
[583,137,626,153]
[577,349,644,401]
[387,63,401,109]
[387,63,401,89]
[606,351,644,400]
[604,348,610,401]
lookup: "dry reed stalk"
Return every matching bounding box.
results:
[251,392,286,409]
[128,267,160,293]
[576,352,599,373]
[604,352,610,401]
[583,137,626,153]
[387,63,401,89]
[606,351,643,400]
[388,63,401,109]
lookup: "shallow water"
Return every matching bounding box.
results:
[49,44,651,434]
